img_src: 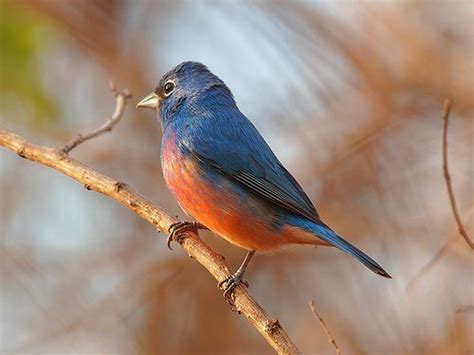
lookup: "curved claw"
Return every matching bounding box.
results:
[167,221,207,250]
[218,273,249,299]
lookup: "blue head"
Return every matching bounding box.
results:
[137,62,236,129]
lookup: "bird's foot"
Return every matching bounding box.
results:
[218,271,249,300]
[167,221,207,250]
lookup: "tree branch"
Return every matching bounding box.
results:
[441,99,473,249]
[309,300,341,355]
[60,82,132,154]
[0,127,301,354]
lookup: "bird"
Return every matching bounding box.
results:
[137,61,391,298]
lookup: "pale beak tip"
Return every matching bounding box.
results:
[136,92,160,110]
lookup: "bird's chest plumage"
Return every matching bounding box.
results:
[161,131,196,203]
[161,131,231,230]
[161,129,222,223]
[160,128,288,251]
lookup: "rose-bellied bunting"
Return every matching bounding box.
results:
[137,62,391,297]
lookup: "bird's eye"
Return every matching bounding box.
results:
[163,81,175,96]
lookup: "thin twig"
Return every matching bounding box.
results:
[406,235,457,292]
[61,82,132,154]
[456,305,474,314]
[309,300,341,355]
[406,207,473,292]
[0,128,301,355]
[442,99,474,249]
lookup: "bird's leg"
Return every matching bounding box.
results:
[219,250,256,299]
[167,221,208,249]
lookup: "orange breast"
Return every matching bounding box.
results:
[161,136,321,251]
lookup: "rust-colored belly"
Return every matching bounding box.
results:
[161,137,318,251]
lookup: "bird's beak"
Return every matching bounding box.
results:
[136,92,160,110]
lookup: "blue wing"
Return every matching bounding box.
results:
[179,109,321,224]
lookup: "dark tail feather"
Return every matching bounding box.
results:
[312,223,392,278]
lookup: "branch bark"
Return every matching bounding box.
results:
[441,99,473,249]
[309,300,341,355]
[0,128,301,355]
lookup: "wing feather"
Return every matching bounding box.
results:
[180,109,321,224]
[190,151,321,223]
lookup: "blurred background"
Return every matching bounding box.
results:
[1,0,473,354]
